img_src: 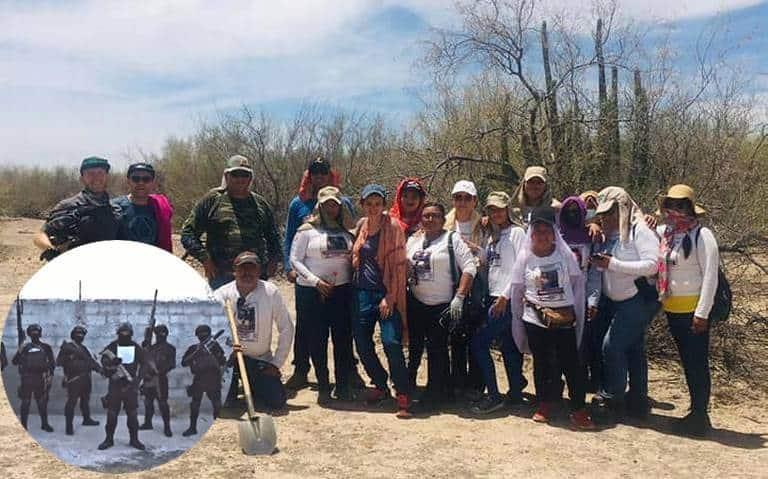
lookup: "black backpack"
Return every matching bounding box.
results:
[695,228,733,323]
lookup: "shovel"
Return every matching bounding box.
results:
[224,299,278,455]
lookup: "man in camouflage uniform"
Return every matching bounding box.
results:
[139,324,176,437]
[181,155,282,289]
[33,156,121,261]
[180,324,226,437]
[56,325,101,435]
[12,324,55,432]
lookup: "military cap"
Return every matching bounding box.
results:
[80,156,111,175]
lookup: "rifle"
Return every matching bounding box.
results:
[100,348,133,383]
[143,289,158,348]
[186,329,225,361]
[141,290,159,395]
[16,296,24,347]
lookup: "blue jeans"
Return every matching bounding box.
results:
[668,312,711,414]
[471,304,526,400]
[601,293,654,404]
[353,289,409,395]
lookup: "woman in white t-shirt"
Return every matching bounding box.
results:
[470,191,527,415]
[499,206,595,429]
[591,187,659,421]
[406,202,476,412]
[656,185,719,437]
[443,180,488,398]
[290,186,356,404]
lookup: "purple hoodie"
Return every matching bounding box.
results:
[558,196,591,245]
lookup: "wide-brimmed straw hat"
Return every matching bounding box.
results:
[658,184,706,215]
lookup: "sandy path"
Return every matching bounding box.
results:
[0,217,766,478]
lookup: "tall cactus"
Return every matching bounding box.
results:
[631,68,651,188]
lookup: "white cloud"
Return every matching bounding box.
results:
[0,0,763,167]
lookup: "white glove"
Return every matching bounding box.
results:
[450,293,465,322]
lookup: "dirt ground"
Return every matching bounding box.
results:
[1,217,767,478]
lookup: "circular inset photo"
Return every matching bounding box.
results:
[1,240,232,473]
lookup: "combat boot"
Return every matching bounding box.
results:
[129,430,146,450]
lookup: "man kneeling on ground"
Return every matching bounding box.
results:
[215,252,295,412]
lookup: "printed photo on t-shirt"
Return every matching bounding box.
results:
[412,250,433,281]
[534,263,566,301]
[236,299,257,341]
[323,233,350,258]
[487,242,501,267]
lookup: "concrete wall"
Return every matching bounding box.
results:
[2,299,232,416]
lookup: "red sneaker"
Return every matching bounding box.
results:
[532,402,552,423]
[570,409,596,430]
[395,393,412,419]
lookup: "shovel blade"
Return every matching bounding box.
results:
[239,415,277,455]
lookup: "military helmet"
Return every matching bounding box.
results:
[194,324,211,337]
[154,324,169,335]
[117,322,134,335]
[26,323,42,335]
[70,325,88,338]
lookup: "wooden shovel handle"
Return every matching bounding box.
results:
[224,299,258,419]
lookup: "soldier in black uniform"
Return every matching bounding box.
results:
[98,322,146,451]
[180,325,226,437]
[56,325,101,435]
[1,341,7,371]
[11,324,55,432]
[139,324,176,437]
[33,156,121,261]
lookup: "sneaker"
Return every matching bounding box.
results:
[410,396,441,414]
[505,392,525,406]
[334,386,354,401]
[570,409,596,430]
[676,411,712,437]
[463,388,484,403]
[532,402,552,423]
[364,387,390,404]
[284,372,309,391]
[395,393,412,419]
[82,418,100,426]
[317,390,333,406]
[470,395,506,415]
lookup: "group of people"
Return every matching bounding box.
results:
[8,317,227,450]
[31,154,721,438]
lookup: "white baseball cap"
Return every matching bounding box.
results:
[451,180,477,197]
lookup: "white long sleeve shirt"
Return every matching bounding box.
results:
[289,227,354,287]
[214,280,294,369]
[486,226,526,297]
[657,225,720,318]
[406,231,477,305]
[602,222,660,302]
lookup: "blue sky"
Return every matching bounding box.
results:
[0,0,765,169]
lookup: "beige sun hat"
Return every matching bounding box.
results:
[658,184,706,215]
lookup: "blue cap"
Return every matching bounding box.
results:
[361,183,386,201]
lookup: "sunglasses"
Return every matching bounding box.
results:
[452,194,475,202]
[129,175,154,183]
[663,198,692,210]
[229,170,252,178]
